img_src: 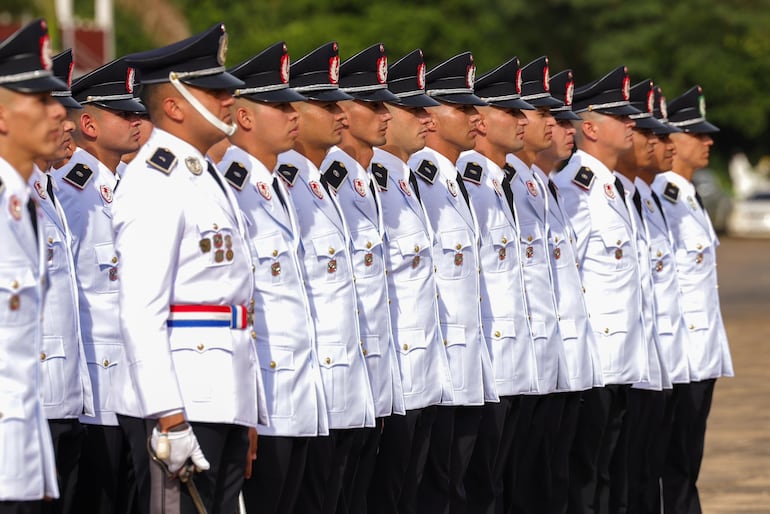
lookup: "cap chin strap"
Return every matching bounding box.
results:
[169,73,237,137]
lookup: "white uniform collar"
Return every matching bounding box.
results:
[0,157,31,201]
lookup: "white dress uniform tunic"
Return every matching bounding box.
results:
[371,148,453,410]
[615,172,671,390]
[635,178,692,383]
[534,165,604,391]
[506,154,570,393]
[218,144,328,437]
[554,149,648,385]
[112,129,266,426]
[408,147,498,405]
[53,147,140,425]
[457,151,538,396]
[322,147,405,418]
[28,167,94,419]
[651,172,734,380]
[278,149,376,429]
[0,160,59,501]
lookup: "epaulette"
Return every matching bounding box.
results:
[146,148,177,175]
[462,161,483,185]
[502,163,517,181]
[323,161,348,192]
[370,162,388,191]
[663,182,680,203]
[62,163,93,190]
[277,164,299,187]
[223,161,249,191]
[572,166,594,190]
[413,160,438,184]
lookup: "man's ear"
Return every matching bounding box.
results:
[162,96,184,123]
[80,111,98,139]
[236,106,253,131]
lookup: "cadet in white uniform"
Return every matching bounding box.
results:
[321,43,406,514]
[27,49,95,514]
[279,41,376,514]
[52,56,145,514]
[0,18,64,514]
[533,68,605,514]
[408,52,498,514]
[216,41,328,514]
[116,24,267,513]
[553,65,648,514]
[651,85,733,514]
[366,49,453,514]
[615,79,677,514]
[456,56,538,514]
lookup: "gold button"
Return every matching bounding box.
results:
[414,245,420,253]
[366,241,373,249]
[555,236,559,243]
[272,249,278,257]
[328,247,335,255]
[494,331,501,338]
[656,250,662,257]
[362,349,368,356]
[696,243,703,250]
[443,339,447,346]
[250,299,256,306]
[250,331,257,339]
[689,324,695,330]
[325,357,332,364]
[197,344,204,351]
[270,361,276,369]
[455,243,462,250]
[436,293,440,299]
[213,223,219,230]
[582,287,586,293]
[403,344,409,351]
[501,237,508,244]
[527,235,533,242]
[11,280,19,289]
[388,298,391,305]
[479,296,482,302]
[616,239,622,245]
[604,328,610,334]
[103,359,110,367]
[360,340,364,346]
[48,237,53,244]
[40,352,46,360]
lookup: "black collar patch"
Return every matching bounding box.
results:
[323,161,348,192]
[146,148,177,175]
[572,166,595,190]
[223,161,249,191]
[276,164,299,187]
[62,163,94,190]
[370,162,388,191]
[462,161,483,185]
[414,160,438,184]
[502,163,517,181]
[662,182,680,203]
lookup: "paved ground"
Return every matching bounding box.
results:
[698,237,770,513]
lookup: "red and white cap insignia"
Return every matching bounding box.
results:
[40,33,52,71]
[417,62,426,90]
[646,86,654,113]
[280,53,290,84]
[466,64,476,89]
[543,60,550,92]
[622,72,631,101]
[377,56,388,84]
[329,55,340,84]
[126,67,135,94]
[515,68,523,95]
[565,80,574,106]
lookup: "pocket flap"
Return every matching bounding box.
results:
[361,335,383,357]
[310,233,346,257]
[257,345,295,371]
[657,315,673,335]
[489,226,515,248]
[45,227,63,245]
[684,310,709,331]
[93,242,118,266]
[396,328,427,355]
[84,342,121,368]
[168,328,234,354]
[482,318,516,340]
[441,323,466,347]
[519,223,543,244]
[252,232,289,259]
[593,313,628,336]
[41,336,66,361]
[350,229,382,251]
[599,226,630,249]
[0,266,36,292]
[682,236,710,252]
[317,343,349,368]
[0,394,26,421]
[559,318,578,340]
[395,232,430,257]
[438,229,473,251]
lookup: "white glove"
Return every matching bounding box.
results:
[151,424,210,474]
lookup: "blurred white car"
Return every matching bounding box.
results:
[727,191,770,237]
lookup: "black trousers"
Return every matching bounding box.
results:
[464,396,522,514]
[340,422,381,514]
[149,422,249,514]
[509,394,566,514]
[368,406,438,514]
[42,419,85,514]
[568,385,629,514]
[418,405,485,514]
[661,380,716,514]
[73,423,135,514]
[551,392,583,514]
[117,415,152,514]
[242,435,310,514]
[0,502,42,514]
